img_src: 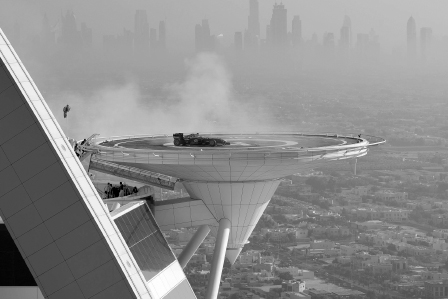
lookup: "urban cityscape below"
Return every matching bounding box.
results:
[1,1,448,299]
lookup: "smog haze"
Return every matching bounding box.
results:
[1,0,448,142]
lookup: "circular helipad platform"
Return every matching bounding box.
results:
[97,133,360,152]
[90,133,384,182]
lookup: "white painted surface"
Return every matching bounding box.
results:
[0,29,195,299]
[0,287,44,299]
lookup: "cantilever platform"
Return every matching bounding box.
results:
[89,133,382,182]
[88,133,385,299]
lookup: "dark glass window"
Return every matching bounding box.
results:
[114,203,175,280]
[0,224,36,286]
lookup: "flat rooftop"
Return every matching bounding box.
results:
[97,133,362,153]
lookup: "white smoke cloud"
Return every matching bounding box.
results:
[55,52,271,140]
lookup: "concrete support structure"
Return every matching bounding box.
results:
[178,225,210,268]
[182,180,281,264]
[205,218,231,299]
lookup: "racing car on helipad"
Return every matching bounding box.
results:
[173,133,230,147]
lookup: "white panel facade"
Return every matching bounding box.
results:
[0,287,44,299]
[182,180,280,263]
[154,200,217,230]
[0,29,186,299]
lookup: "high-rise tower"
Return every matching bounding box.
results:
[234,32,243,51]
[59,10,81,47]
[202,20,211,40]
[195,24,203,52]
[248,0,260,38]
[323,32,335,48]
[194,20,213,52]
[407,16,417,57]
[269,3,287,48]
[134,10,150,55]
[80,23,92,47]
[340,15,351,48]
[292,15,302,46]
[245,0,260,49]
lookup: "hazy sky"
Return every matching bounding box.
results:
[1,0,448,51]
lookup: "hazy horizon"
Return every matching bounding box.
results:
[2,0,448,52]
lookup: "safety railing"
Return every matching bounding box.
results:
[88,132,385,157]
[88,146,370,167]
[89,156,177,190]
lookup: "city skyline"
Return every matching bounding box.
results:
[2,2,448,299]
[1,0,448,52]
[5,4,446,61]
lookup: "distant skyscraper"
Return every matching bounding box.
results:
[340,26,350,47]
[134,10,150,55]
[248,0,260,36]
[420,27,432,60]
[269,3,287,48]
[245,0,260,49]
[248,0,260,38]
[266,25,271,45]
[343,16,351,33]
[59,10,81,47]
[323,32,335,49]
[80,22,92,47]
[122,28,134,52]
[195,19,213,52]
[104,28,133,55]
[159,20,166,50]
[216,34,224,48]
[202,19,211,40]
[103,28,134,55]
[195,24,203,51]
[407,16,417,57]
[234,32,243,51]
[292,15,302,46]
[340,15,352,48]
[356,29,379,55]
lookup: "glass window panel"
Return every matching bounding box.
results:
[114,203,175,281]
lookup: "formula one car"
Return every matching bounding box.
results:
[173,133,230,147]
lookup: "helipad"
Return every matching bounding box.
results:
[98,133,357,152]
[91,133,377,182]
[0,26,385,299]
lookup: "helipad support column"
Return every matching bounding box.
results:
[178,224,210,268]
[205,218,231,299]
[182,180,281,265]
